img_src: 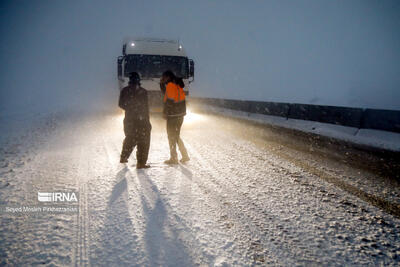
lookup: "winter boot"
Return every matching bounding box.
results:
[164,158,179,165]
[136,163,150,169]
[180,156,190,163]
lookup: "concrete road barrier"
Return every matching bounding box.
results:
[362,109,400,133]
[250,101,290,117]
[288,104,363,128]
[189,97,400,133]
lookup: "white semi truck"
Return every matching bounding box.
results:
[117,37,194,110]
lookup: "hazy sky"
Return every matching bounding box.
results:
[1,0,399,113]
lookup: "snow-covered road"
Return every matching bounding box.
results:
[1,109,399,266]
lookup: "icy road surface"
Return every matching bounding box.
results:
[1,109,400,266]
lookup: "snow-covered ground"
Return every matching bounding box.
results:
[1,109,400,266]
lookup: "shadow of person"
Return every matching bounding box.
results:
[109,166,128,205]
[178,164,193,180]
[92,166,143,265]
[135,169,193,266]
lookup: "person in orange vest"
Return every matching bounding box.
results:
[160,70,190,164]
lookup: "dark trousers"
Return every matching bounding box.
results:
[166,116,188,160]
[121,124,151,165]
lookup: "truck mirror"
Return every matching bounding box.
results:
[189,59,194,77]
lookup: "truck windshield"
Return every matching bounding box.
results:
[124,55,188,79]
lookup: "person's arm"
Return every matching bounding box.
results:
[143,90,150,118]
[159,77,167,95]
[118,88,127,110]
[160,83,166,95]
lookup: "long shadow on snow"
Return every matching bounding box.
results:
[177,164,193,180]
[93,167,144,266]
[136,168,194,267]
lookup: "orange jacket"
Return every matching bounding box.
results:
[163,82,186,103]
[163,82,186,116]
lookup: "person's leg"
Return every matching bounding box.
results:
[121,135,135,162]
[175,117,189,160]
[136,128,151,167]
[177,137,189,160]
[121,122,136,162]
[166,117,179,161]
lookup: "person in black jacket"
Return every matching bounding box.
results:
[119,72,151,168]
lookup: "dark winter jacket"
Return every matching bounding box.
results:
[119,85,151,129]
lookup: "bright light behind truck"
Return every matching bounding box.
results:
[184,109,204,124]
[116,111,124,125]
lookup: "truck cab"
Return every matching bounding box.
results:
[117,38,194,110]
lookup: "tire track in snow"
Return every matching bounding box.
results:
[239,129,400,218]
[75,144,91,266]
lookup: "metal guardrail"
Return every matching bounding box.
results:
[189,97,400,133]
